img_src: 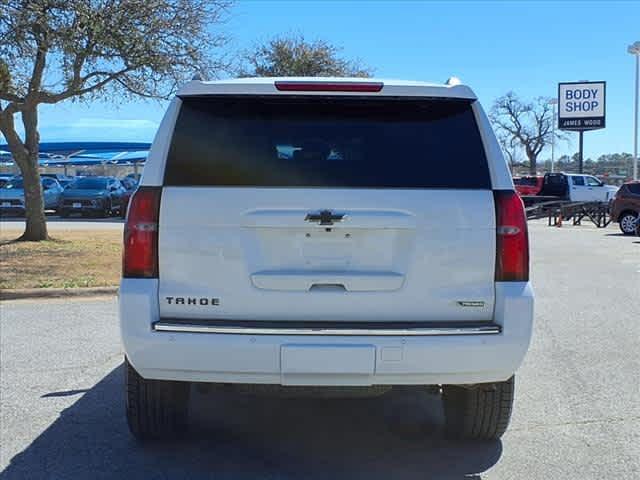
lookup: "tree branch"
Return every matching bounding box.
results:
[39,68,133,103]
[27,34,48,101]
[65,35,97,94]
[0,92,23,103]
[114,77,170,99]
[0,103,28,166]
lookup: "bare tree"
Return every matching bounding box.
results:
[490,92,563,176]
[496,131,521,175]
[239,33,372,78]
[0,0,231,241]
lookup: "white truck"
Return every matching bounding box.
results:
[522,172,618,206]
[120,77,534,442]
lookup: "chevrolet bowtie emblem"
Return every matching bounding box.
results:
[305,210,345,226]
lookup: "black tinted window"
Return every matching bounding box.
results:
[627,183,640,195]
[514,177,538,186]
[69,178,108,190]
[165,96,490,189]
[4,179,25,189]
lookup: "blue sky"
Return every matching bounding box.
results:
[31,0,640,160]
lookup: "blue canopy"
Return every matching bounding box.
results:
[0,142,151,166]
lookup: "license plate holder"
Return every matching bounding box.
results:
[281,344,375,385]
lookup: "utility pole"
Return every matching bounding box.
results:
[578,131,584,174]
[549,99,558,173]
[629,41,640,180]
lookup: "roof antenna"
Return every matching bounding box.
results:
[446,76,462,86]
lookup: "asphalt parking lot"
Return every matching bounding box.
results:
[0,220,638,480]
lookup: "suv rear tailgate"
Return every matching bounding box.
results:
[158,188,495,321]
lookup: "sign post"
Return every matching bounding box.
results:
[558,81,606,173]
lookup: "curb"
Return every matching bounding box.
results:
[0,286,118,301]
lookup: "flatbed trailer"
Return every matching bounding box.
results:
[521,195,568,207]
[525,200,611,228]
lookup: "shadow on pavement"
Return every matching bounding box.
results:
[1,364,502,480]
[41,389,90,398]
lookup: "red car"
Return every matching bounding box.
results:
[513,176,544,196]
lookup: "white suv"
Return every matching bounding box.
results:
[120,77,534,441]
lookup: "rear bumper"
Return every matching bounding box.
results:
[60,203,106,213]
[120,279,534,386]
[60,209,102,216]
[153,318,502,336]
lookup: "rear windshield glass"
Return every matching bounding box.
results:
[514,177,539,186]
[2,178,48,189]
[165,96,490,189]
[3,179,25,189]
[68,178,108,190]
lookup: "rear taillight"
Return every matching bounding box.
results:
[494,190,529,282]
[274,81,383,92]
[123,186,161,278]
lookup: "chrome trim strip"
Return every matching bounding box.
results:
[153,322,501,336]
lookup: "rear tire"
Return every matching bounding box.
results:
[442,376,515,441]
[618,212,638,235]
[125,357,190,441]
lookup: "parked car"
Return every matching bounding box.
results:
[0,176,63,215]
[41,173,75,189]
[610,181,640,235]
[119,178,138,219]
[120,176,138,191]
[0,174,16,188]
[513,176,543,196]
[41,173,72,183]
[59,176,126,218]
[125,172,141,183]
[120,77,534,442]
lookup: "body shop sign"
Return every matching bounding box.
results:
[558,81,606,130]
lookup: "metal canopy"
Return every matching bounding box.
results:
[0,142,151,166]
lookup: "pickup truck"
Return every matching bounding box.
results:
[120,77,534,443]
[514,176,543,196]
[521,172,618,206]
